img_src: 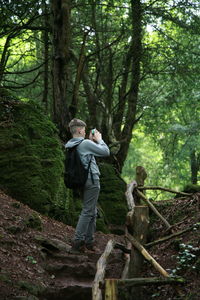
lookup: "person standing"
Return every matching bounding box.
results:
[65,118,110,253]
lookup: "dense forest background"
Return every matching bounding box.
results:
[0,0,200,200]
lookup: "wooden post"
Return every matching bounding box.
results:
[134,166,147,205]
[136,189,172,230]
[127,233,170,277]
[105,279,118,300]
[128,206,149,299]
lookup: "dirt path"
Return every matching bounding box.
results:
[0,190,125,300]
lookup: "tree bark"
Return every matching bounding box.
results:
[51,0,71,140]
[116,0,142,172]
[42,0,49,112]
[190,150,200,185]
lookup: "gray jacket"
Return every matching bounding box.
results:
[65,137,110,180]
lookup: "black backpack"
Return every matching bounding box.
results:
[64,140,92,189]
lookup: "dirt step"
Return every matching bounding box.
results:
[44,261,96,279]
[41,279,92,300]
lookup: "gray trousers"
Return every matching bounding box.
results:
[74,178,100,244]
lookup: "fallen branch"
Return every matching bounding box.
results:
[145,224,198,248]
[136,189,171,230]
[92,239,116,300]
[137,186,192,196]
[126,233,170,278]
[116,276,185,287]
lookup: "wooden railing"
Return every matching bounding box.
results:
[92,166,192,300]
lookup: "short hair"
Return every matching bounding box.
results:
[68,118,86,135]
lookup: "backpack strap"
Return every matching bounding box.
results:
[88,155,94,184]
[76,140,94,184]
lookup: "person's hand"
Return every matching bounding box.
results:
[89,129,102,142]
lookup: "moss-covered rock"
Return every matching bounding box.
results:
[0,91,68,216]
[98,162,128,227]
[24,213,42,231]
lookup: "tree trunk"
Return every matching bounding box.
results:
[190,150,200,184]
[42,0,49,113]
[0,36,11,85]
[116,0,142,172]
[51,0,71,140]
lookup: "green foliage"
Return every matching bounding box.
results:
[1,0,200,200]
[171,242,199,276]
[25,256,37,264]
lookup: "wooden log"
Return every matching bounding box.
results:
[125,180,137,210]
[136,189,171,230]
[116,276,185,287]
[92,240,115,300]
[137,186,192,196]
[145,223,197,248]
[105,279,118,300]
[127,233,170,278]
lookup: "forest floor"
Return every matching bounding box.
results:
[0,189,199,300]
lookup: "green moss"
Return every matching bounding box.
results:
[98,163,128,226]
[96,218,109,233]
[0,93,68,217]
[0,273,12,284]
[17,280,45,295]
[25,213,42,231]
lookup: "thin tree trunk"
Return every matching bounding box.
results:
[190,150,200,185]
[116,0,142,172]
[42,0,49,112]
[0,36,11,85]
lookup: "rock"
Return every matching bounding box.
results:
[0,91,68,218]
[98,162,128,231]
[34,235,71,253]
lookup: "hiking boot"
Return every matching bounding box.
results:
[85,242,100,252]
[69,240,85,254]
